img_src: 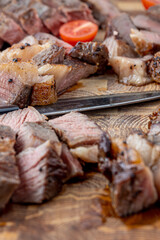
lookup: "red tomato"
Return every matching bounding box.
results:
[141,0,160,9]
[59,20,98,46]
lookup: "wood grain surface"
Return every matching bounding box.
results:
[2,1,160,240]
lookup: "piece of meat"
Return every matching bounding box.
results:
[0,107,47,134]
[0,12,25,45]
[149,52,160,83]
[147,5,160,22]
[103,36,138,60]
[0,125,20,210]
[106,13,137,48]
[32,44,65,66]
[61,144,83,180]
[31,75,57,106]
[130,29,160,56]
[0,42,50,64]
[58,57,97,94]
[15,121,82,181]
[0,62,39,108]
[132,15,160,34]
[127,133,160,199]
[43,0,96,22]
[37,64,72,93]
[12,141,67,203]
[15,121,61,155]
[69,42,108,72]
[148,107,160,143]
[99,138,158,217]
[34,32,73,54]
[49,111,105,148]
[19,8,48,35]
[70,145,99,163]
[110,55,153,86]
[81,0,120,29]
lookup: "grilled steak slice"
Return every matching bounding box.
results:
[0,125,19,209]
[16,121,61,155]
[12,141,67,203]
[31,75,57,106]
[103,36,138,59]
[106,13,136,48]
[49,111,104,148]
[61,144,83,180]
[34,32,72,54]
[43,0,96,24]
[58,57,97,94]
[69,42,108,71]
[32,44,65,66]
[99,138,158,217]
[148,5,160,22]
[0,62,39,107]
[70,145,99,163]
[149,52,160,83]
[81,0,120,29]
[130,29,160,56]
[0,12,25,45]
[110,55,153,86]
[132,15,160,34]
[127,133,160,199]
[15,121,83,180]
[0,107,47,134]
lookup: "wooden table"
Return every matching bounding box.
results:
[2,1,160,240]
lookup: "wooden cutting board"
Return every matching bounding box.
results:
[2,1,160,240]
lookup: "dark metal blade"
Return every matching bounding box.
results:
[36,91,160,116]
[0,105,19,114]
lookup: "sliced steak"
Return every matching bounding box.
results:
[106,13,137,48]
[0,107,47,134]
[34,32,73,54]
[81,0,120,29]
[31,75,57,106]
[32,44,65,66]
[132,15,160,34]
[0,12,25,45]
[15,121,83,180]
[110,55,153,86]
[0,62,39,108]
[69,42,108,72]
[149,52,160,83]
[148,5,160,22]
[12,141,67,203]
[99,138,158,217]
[49,111,104,148]
[16,121,61,155]
[103,36,138,59]
[0,125,20,210]
[130,29,160,56]
[58,57,97,94]
[49,111,110,163]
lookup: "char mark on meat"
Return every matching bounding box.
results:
[149,52,160,83]
[69,42,108,73]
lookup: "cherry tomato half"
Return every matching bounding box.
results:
[59,20,98,46]
[141,0,160,9]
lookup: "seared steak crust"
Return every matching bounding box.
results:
[149,52,160,83]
